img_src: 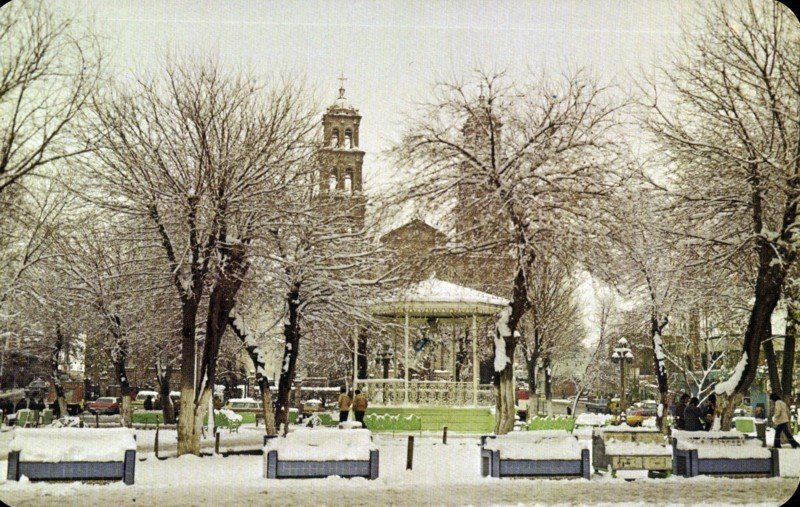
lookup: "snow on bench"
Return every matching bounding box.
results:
[592,426,671,474]
[671,429,778,478]
[263,428,379,479]
[7,428,137,485]
[481,430,590,479]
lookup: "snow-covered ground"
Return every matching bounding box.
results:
[0,427,798,506]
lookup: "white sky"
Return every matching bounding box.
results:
[57,0,698,194]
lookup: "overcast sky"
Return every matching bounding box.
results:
[58,0,699,193]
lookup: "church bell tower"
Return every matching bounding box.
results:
[319,76,366,227]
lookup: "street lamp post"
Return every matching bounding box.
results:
[376,344,394,380]
[611,338,634,414]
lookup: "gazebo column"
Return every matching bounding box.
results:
[404,311,410,405]
[472,313,478,406]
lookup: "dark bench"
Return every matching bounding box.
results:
[480,431,591,479]
[672,430,778,478]
[7,428,137,485]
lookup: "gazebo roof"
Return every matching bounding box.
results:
[370,278,509,318]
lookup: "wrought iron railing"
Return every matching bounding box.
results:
[358,379,495,406]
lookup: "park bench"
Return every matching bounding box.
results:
[216,409,243,433]
[263,428,379,479]
[592,426,672,476]
[480,430,591,479]
[16,409,39,428]
[7,428,137,485]
[672,429,778,478]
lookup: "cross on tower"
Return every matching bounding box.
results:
[338,72,347,99]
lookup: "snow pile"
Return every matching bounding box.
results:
[715,353,748,396]
[11,428,136,462]
[483,430,586,460]
[673,429,770,459]
[575,413,612,426]
[218,409,242,422]
[605,441,672,456]
[338,421,363,429]
[265,428,376,461]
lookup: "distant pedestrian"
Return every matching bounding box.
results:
[338,386,352,423]
[353,390,368,428]
[144,395,154,411]
[684,397,704,431]
[771,393,800,449]
[14,398,27,412]
[675,393,690,430]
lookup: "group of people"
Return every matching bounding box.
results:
[673,391,799,449]
[337,386,368,427]
[673,393,716,432]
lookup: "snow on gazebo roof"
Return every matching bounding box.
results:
[370,277,509,318]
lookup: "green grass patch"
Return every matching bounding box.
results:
[364,413,422,431]
[734,418,756,434]
[527,416,575,432]
[365,407,494,432]
[132,411,164,425]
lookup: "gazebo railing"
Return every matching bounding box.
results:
[359,379,495,406]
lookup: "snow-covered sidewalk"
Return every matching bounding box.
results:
[0,431,798,506]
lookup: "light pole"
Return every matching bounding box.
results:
[611,338,634,414]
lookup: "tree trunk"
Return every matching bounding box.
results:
[177,298,201,456]
[50,325,67,417]
[763,335,782,399]
[543,354,553,417]
[651,315,670,434]
[228,310,276,435]
[156,355,175,424]
[112,353,132,427]
[276,283,301,434]
[716,246,785,431]
[357,328,368,380]
[782,303,798,403]
[493,264,528,435]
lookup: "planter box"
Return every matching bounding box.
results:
[7,428,137,485]
[592,426,671,473]
[480,431,590,479]
[672,430,778,478]
[263,428,379,480]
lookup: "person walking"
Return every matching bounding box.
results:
[353,389,368,428]
[771,393,800,449]
[702,393,717,431]
[684,397,704,431]
[675,393,689,430]
[338,386,352,423]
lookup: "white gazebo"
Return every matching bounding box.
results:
[361,278,508,406]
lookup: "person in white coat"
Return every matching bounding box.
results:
[771,393,800,449]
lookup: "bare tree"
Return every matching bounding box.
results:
[84,60,317,454]
[391,69,627,433]
[0,1,101,196]
[518,255,585,417]
[644,0,800,429]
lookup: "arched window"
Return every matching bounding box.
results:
[344,172,352,193]
[329,168,338,192]
[344,129,353,149]
[331,128,339,147]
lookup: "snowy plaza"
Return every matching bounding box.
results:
[3,0,800,505]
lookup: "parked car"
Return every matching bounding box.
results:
[586,398,610,414]
[87,397,121,415]
[223,398,262,414]
[626,400,659,426]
